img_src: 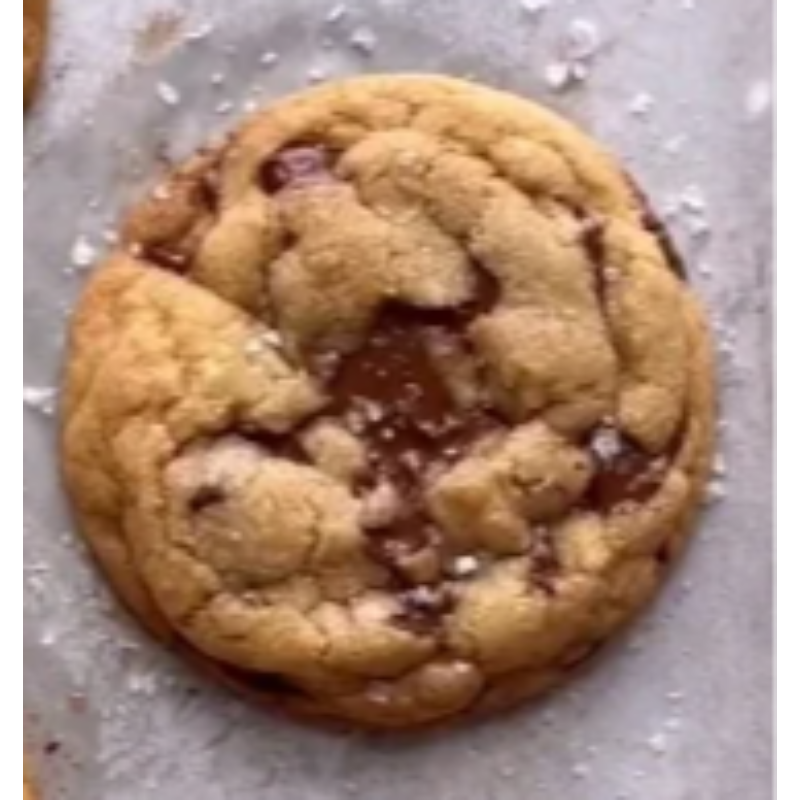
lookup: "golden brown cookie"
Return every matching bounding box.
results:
[24,0,48,108]
[62,76,717,730]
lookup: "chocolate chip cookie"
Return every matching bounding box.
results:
[62,76,717,729]
[24,0,48,108]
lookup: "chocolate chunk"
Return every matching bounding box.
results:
[323,270,503,567]
[234,428,309,463]
[143,245,191,272]
[260,145,338,194]
[189,485,227,513]
[327,270,502,492]
[585,426,666,512]
[395,585,456,635]
[198,171,221,213]
[223,666,307,698]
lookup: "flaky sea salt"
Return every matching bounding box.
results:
[746,81,774,120]
[71,236,97,270]
[451,556,481,579]
[326,4,348,24]
[261,52,280,68]
[156,81,181,107]
[24,386,58,417]
[563,19,602,63]
[351,27,379,56]
[546,19,602,92]
[629,93,656,118]
[520,0,551,19]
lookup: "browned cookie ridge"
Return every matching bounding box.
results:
[62,76,717,729]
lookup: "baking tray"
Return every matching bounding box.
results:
[24,1,774,798]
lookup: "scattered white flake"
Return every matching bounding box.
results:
[546,61,579,92]
[571,61,591,83]
[648,733,670,757]
[71,236,97,270]
[185,22,215,42]
[326,4,348,24]
[261,52,280,68]
[351,26,379,56]
[665,717,684,732]
[242,99,259,115]
[24,386,58,417]
[666,185,711,240]
[705,480,728,505]
[152,183,173,202]
[127,670,159,697]
[682,0,697,10]
[713,455,729,479]
[499,765,518,779]
[245,329,284,357]
[563,19,602,63]
[359,400,385,424]
[546,19,602,92]
[103,229,120,246]
[451,556,481,579]
[262,329,284,349]
[40,627,58,648]
[589,427,625,463]
[629,92,656,118]
[572,763,592,781]
[156,81,181,107]
[681,185,707,214]
[663,135,688,157]
[216,101,235,116]
[308,67,330,84]
[520,0,551,18]
[746,81,774,120]
[210,72,226,87]
[405,586,444,610]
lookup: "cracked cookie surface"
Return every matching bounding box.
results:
[62,76,717,729]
